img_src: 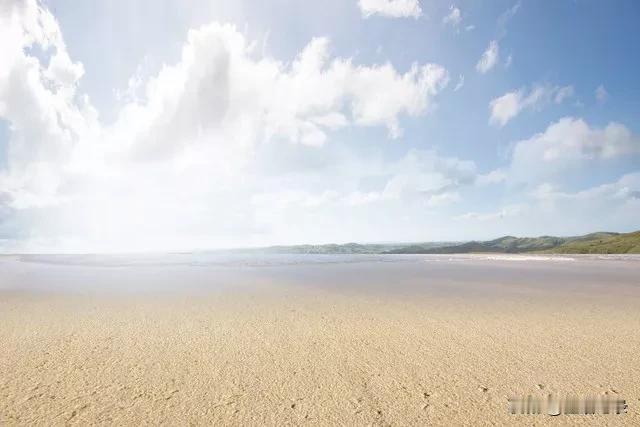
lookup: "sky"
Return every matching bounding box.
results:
[0,0,639,253]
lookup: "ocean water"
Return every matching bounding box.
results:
[9,252,640,267]
[1,253,639,297]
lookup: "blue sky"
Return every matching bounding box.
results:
[0,0,638,252]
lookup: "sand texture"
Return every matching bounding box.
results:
[1,254,639,425]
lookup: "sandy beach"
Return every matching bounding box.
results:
[1,254,639,425]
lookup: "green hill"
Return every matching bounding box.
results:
[385,231,640,254]
[229,231,640,255]
[236,241,457,255]
[544,231,640,254]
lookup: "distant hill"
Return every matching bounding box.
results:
[385,231,640,254]
[544,231,640,254]
[227,231,640,255]
[236,241,458,255]
[387,235,570,254]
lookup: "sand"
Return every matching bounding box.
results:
[1,254,639,425]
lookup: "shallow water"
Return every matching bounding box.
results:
[1,253,638,299]
[12,252,640,267]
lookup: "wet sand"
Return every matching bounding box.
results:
[1,254,639,425]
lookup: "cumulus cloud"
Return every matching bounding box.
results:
[531,173,640,204]
[0,0,98,208]
[358,0,422,18]
[0,1,455,251]
[508,117,640,184]
[453,117,640,235]
[108,28,449,161]
[489,91,520,127]
[476,40,499,73]
[529,173,640,230]
[459,173,640,232]
[489,84,574,126]
[1,1,636,250]
[455,172,640,236]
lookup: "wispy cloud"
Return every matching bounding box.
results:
[497,1,521,38]
[443,5,462,28]
[489,84,574,126]
[358,0,422,18]
[595,84,609,103]
[453,74,464,91]
[476,2,520,75]
[476,40,499,73]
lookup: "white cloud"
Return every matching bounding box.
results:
[456,118,639,235]
[595,84,608,103]
[476,40,499,74]
[489,84,574,126]
[0,0,98,209]
[113,31,449,158]
[455,204,523,222]
[465,25,475,32]
[461,170,639,236]
[426,191,461,207]
[497,1,521,38]
[509,117,640,184]
[342,60,449,138]
[358,0,422,18]
[475,2,519,75]
[247,148,480,243]
[554,85,574,103]
[0,1,455,251]
[527,173,640,231]
[334,149,478,207]
[453,74,464,91]
[343,190,386,206]
[381,149,477,200]
[443,5,462,28]
[0,1,636,251]
[476,169,506,185]
[531,173,640,204]
[489,91,520,127]
[455,173,640,236]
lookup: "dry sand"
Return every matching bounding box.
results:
[1,254,639,425]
